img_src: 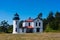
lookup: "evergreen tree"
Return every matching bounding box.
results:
[55,11,60,30]
[47,11,55,23]
[37,13,42,19]
[19,20,23,28]
[43,18,48,31]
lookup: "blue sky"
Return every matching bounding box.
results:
[0,0,60,24]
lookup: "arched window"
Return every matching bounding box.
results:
[39,22,40,26]
[36,22,37,26]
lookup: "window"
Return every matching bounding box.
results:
[29,22,30,26]
[16,21,17,25]
[22,28,24,32]
[15,28,17,32]
[36,22,37,26]
[16,21,18,25]
[37,19,39,21]
[39,22,40,26]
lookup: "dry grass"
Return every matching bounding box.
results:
[0,32,60,40]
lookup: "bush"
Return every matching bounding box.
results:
[45,24,53,32]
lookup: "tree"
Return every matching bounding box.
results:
[55,11,60,30]
[43,18,48,31]
[19,20,23,28]
[47,11,55,23]
[0,20,9,33]
[7,25,13,33]
[49,21,58,30]
[45,24,53,32]
[45,11,60,31]
[45,11,55,31]
[37,13,42,19]
[55,11,60,22]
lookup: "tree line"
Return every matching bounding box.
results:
[43,11,60,32]
[0,11,60,33]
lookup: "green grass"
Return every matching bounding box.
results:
[0,32,60,40]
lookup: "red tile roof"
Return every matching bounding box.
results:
[25,17,33,22]
[27,26,33,28]
[25,19,33,22]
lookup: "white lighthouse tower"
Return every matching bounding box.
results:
[13,13,20,34]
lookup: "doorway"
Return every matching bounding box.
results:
[26,28,33,33]
[36,28,40,32]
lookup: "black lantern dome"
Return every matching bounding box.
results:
[13,13,20,20]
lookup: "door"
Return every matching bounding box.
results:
[36,28,40,32]
[26,28,33,33]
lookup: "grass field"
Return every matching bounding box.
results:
[0,32,60,40]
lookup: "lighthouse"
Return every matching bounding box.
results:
[13,13,20,34]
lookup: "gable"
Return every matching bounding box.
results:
[34,18,42,23]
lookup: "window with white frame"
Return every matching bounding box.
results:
[29,22,30,26]
[36,22,37,26]
[39,22,40,26]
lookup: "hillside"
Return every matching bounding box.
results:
[0,33,60,40]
